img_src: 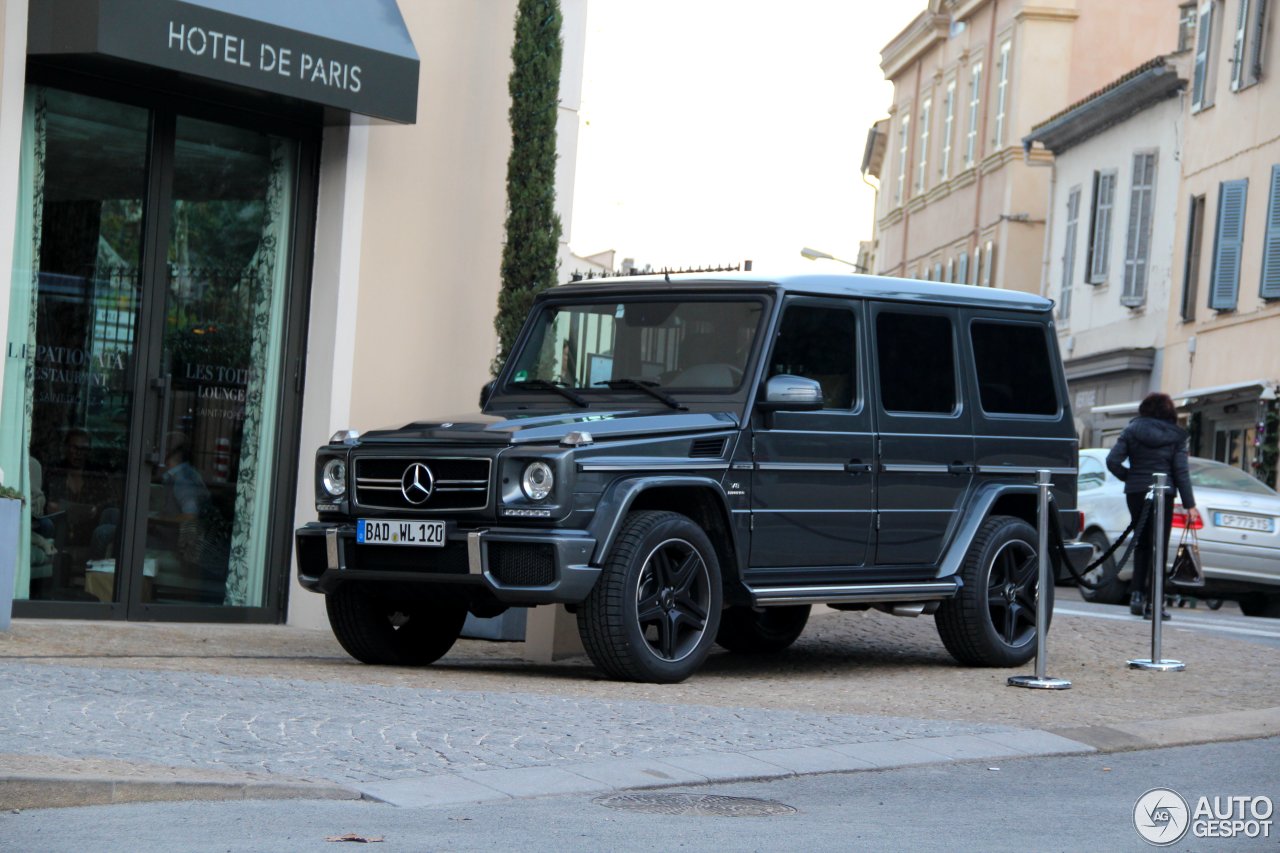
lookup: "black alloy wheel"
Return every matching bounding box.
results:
[578,511,723,683]
[936,515,1051,667]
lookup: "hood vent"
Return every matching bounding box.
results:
[689,437,727,459]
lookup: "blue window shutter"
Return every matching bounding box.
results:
[1262,165,1280,300]
[1210,179,1248,310]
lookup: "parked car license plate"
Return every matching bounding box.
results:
[1214,512,1275,533]
[357,519,446,546]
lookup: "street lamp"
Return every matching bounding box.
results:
[800,247,867,272]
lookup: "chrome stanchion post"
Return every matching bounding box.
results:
[1009,469,1071,689]
[1128,473,1185,672]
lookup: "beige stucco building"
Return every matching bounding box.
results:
[1158,0,1279,487]
[865,0,1177,294]
[0,0,589,629]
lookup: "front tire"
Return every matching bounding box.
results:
[326,585,467,666]
[1079,529,1128,604]
[716,605,810,654]
[577,511,723,683]
[936,515,1051,667]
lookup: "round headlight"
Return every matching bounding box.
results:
[520,461,554,501]
[321,458,347,497]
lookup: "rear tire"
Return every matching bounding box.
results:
[716,605,810,654]
[936,515,1051,667]
[577,511,722,683]
[326,585,467,666]
[1079,529,1128,605]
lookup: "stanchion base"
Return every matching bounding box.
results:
[1007,675,1072,690]
[1127,659,1186,671]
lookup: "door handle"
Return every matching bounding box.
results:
[845,459,874,474]
[947,461,973,475]
[148,373,172,467]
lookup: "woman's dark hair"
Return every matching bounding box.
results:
[1139,392,1177,423]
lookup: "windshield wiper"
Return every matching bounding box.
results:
[509,379,588,407]
[596,378,687,410]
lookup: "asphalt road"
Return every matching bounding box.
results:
[1054,586,1280,650]
[5,737,1276,852]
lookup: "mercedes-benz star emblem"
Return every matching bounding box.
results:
[400,462,435,505]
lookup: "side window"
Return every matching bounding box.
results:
[876,312,956,414]
[769,305,856,409]
[1078,456,1105,491]
[970,320,1059,415]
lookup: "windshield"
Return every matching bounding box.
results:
[1188,458,1278,496]
[506,298,765,394]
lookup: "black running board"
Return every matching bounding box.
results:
[747,579,961,608]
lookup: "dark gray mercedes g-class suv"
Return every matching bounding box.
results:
[296,273,1089,682]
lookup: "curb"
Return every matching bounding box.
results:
[0,774,361,812]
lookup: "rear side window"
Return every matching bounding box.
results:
[876,312,956,414]
[970,320,1059,415]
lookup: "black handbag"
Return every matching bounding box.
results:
[1168,526,1205,590]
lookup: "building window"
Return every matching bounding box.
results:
[1179,2,1198,52]
[940,80,956,180]
[933,261,943,281]
[1230,0,1267,90]
[1192,1,1216,110]
[972,245,982,285]
[1087,170,1118,283]
[957,250,969,285]
[896,113,910,205]
[1122,152,1158,306]
[1209,178,1249,311]
[1061,186,1082,321]
[981,241,995,287]
[965,61,982,166]
[993,40,1011,149]
[1181,194,1207,321]
[916,98,931,195]
[945,257,955,282]
[1261,165,1280,299]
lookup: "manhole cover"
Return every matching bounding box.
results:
[593,793,797,817]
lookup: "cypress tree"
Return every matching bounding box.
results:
[493,0,564,375]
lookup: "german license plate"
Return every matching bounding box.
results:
[1214,512,1275,533]
[357,519,446,547]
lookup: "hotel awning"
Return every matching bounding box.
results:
[1090,379,1278,416]
[28,0,420,123]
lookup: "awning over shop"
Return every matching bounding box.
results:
[1091,379,1278,416]
[28,0,420,123]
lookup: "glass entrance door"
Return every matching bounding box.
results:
[5,84,302,617]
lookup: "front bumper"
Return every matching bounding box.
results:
[295,522,600,603]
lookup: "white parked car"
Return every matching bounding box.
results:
[1076,449,1280,617]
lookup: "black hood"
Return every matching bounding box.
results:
[1127,416,1188,448]
[356,408,740,446]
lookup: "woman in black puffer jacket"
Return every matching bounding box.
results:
[1106,393,1200,619]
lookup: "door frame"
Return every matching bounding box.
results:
[13,64,320,623]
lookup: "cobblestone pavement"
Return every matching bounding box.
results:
[0,661,1011,786]
[2,598,1278,801]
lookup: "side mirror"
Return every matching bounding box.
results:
[758,374,823,412]
[479,379,497,409]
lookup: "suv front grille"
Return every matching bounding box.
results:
[354,456,491,512]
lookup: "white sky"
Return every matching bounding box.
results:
[568,1,922,274]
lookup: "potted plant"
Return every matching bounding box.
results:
[0,480,20,631]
